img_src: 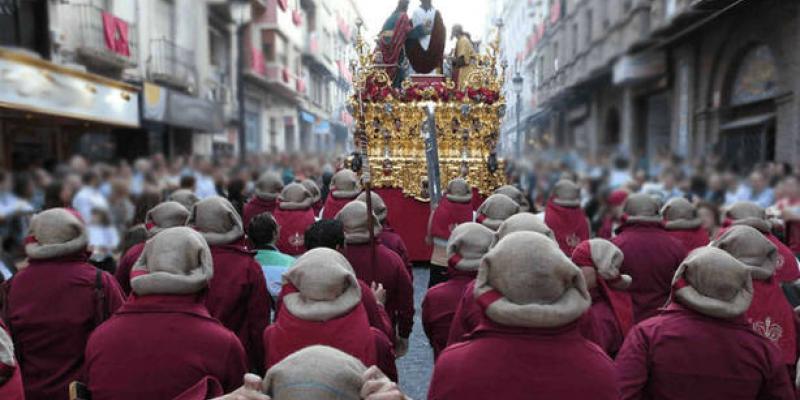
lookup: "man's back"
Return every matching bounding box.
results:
[85,296,246,400]
[613,223,686,321]
[616,305,793,400]
[429,324,618,400]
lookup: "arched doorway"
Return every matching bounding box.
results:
[719,44,778,172]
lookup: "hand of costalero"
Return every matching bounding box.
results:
[212,374,270,400]
[361,366,412,400]
[371,281,387,306]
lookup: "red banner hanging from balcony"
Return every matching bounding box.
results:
[292,9,303,26]
[550,0,561,24]
[296,78,306,93]
[277,0,288,12]
[101,12,130,56]
[251,46,266,75]
[282,68,291,83]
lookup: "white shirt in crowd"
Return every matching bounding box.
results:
[195,173,217,200]
[72,186,109,223]
[87,224,120,251]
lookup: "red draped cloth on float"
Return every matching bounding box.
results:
[379,13,412,82]
[375,188,432,262]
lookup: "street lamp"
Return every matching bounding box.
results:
[512,71,523,158]
[232,0,251,159]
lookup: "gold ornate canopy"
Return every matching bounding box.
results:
[348,24,507,200]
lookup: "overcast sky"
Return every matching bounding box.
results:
[355,0,490,51]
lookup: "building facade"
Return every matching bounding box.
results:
[243,0,360,155]
[0,0,245,169]
[508,0,800,172]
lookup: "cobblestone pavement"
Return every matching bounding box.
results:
[397,267,434,399]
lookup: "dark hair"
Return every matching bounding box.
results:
[304,219,345,251]
[696,201,721,226]
[227,178,247,217]
[43,181,67,210]
[248,212,279,249]
[120,224,148,256]
[82,170,99,185]
[132,190,163,225]
[12,172,32,199]
[179,175,196,190]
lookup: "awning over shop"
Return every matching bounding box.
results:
[314,120,330,135]
[0,48,140,127]
[142,82,224,132]
[300,110,316,123]
[720,113,775,131]
[613,51,667,86]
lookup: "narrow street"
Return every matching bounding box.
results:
[397,267,435,399]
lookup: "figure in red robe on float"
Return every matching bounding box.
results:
[85,227,247,400]
[615,247,794,399]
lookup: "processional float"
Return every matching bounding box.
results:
[348,21,508,262]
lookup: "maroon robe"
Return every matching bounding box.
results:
[616,303,794,400]
[0,320,23,400]
[545,200,591,256]
[321,192,358,220]
[264,289,377,369]
[666,227,710,253]
[422,262,476,359]
[429,198,473,241]
[272,207,316,256]
[380,225,413,278]
[114,242,144,295]
[611,221,687,322]
[274,280,394,342]
[446,279,481,345]
[205,243,271,372]
[242,197,278,229]
[4,256,125,400]
[85,295,247,400]
[429,320,618,400]
[342,243,414,338]
[746,279,797,366]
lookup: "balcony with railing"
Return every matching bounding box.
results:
[71,4,138,69]
[147,39,197,92]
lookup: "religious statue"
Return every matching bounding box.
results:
[378,0,428,87]
[450,24,477,90]
[405,0,446,75]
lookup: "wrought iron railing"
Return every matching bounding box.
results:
[72,4,138,68]
[147,38,197,91]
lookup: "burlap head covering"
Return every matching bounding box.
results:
[145,201,190,237]
[661,197,701,230]
[336,201,382,245]
[262,345,366,400]
[551,179,581,207]
[494,185,529,212]
[130,227,213,296]
[356,191,388,223]
[475,232,590,328]
[623,193,662,223]
[255,172,284,201]
[711,225,778,281]
[25,208,88,260]
[446,223,494,271]
[301,179,322,203]
[188,196,244,246]
[572,239,631,290]
[477,194,520,231]
[0,326,14,372]
[672,247,753,319]
[331,170,361,199]
[493,212,555,246]
[168,189,200,211]
[446,178,472,203]
[279,183,314,211]
[724,201,771,233]
[282,248,362,321]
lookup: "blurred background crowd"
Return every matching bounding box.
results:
[2,148,799,281]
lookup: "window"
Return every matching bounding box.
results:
[552,41,559,72]
[585,9,593,45]
[262,31,276,62]
[208,26,228,71]
[571,23,578,56]
[665,0,677,18]
[624,0,632,12]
